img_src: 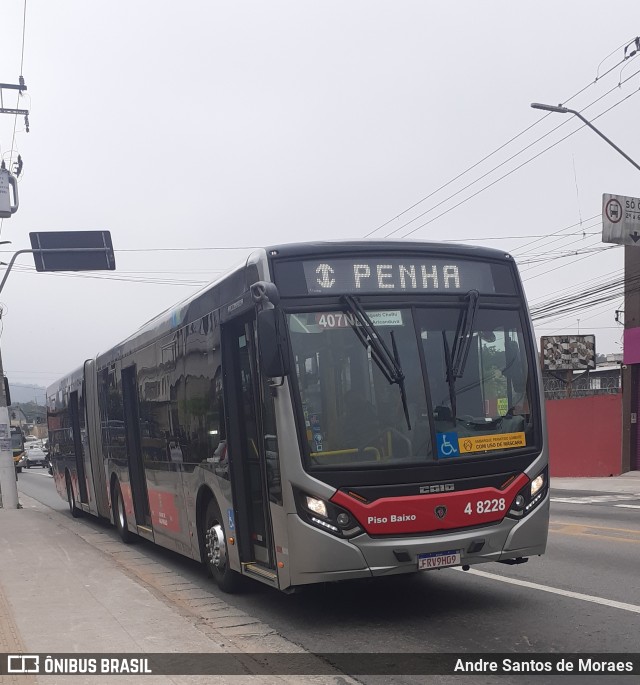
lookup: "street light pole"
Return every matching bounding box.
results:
[531,100,640,473]
[530,102,640,173]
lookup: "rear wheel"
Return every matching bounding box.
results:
[202,499,242,593]
[112,480,135,543]
[66,474,81,518]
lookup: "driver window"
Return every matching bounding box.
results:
[289,311,432,468]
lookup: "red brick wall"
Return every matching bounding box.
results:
[546,394,622,477]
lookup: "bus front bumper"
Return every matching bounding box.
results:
[286,494,549,587]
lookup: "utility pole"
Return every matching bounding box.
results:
[0,78,26,508]
[0,346,18,508]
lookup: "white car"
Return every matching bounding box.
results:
[22,443,48,468]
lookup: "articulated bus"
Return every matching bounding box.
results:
[47,241,549,593]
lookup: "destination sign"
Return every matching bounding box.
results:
[301,258,497,295]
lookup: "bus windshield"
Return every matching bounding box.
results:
[288,304,535,468]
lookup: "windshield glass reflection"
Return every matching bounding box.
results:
[289,309,431,468]
[288,306,535,469]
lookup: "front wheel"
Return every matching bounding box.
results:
[112,480,135,543]
[202,500,242,593]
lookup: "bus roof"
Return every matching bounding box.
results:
[264,240,513,263]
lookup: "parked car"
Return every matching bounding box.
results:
[21,443,48,468]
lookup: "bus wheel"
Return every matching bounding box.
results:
[65,474,81,518]
[112,480,135,544]
[203,500,242,593]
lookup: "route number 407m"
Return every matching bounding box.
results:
[464,498,506,515]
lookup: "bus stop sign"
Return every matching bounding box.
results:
[29,230,116,271]
[602,193,640,246]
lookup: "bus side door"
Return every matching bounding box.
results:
[223,316,275,571]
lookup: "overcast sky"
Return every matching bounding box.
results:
[1,1,639,390]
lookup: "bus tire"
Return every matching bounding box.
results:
[66,474,81,519]
[112,480,135,544]
[203,499,242,593]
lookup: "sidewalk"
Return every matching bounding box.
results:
[550,470,640,494]
[0,494,356,685]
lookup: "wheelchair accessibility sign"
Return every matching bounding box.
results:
[436,432,460,458]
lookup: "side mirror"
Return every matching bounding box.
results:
[257,308,290,378]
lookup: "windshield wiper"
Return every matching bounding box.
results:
[442,330,457,420]
[441,290,480,421]
[341,295,411,430]
[451,290,480,379]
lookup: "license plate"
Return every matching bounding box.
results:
[417,549,461,570]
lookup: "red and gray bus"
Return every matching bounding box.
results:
[47,241,548,592]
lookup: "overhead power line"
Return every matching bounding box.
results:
[362,41,639,240]
[395,86,640,240]
[529,270,640,322]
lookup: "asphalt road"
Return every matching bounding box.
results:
[17,467,64,511]
[17,474,640,684]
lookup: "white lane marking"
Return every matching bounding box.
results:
[455,567,640,614]
[615,504,640,509]
[551,495,639,504]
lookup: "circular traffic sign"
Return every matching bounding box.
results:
[605,198,623,224]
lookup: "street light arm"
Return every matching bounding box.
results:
[0,249,32,296]
[0,246,116,296]
[568,110,640,173]
[530,102,640,173]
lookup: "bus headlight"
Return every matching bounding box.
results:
[294,489,363,539]
[507,467,548,519]
[530,473,545,498]
[305,496,328,518]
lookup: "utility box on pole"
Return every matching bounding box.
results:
[0,165,19,218]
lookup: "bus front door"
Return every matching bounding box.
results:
[224,317,276,576]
